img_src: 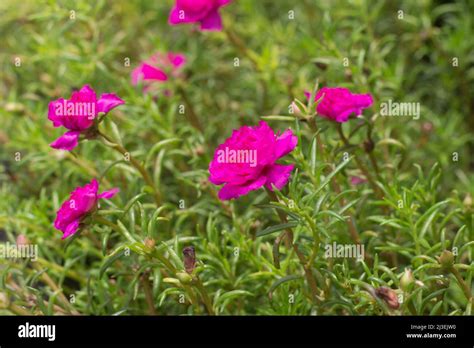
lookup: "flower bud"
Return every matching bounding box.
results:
[363,139,375,153]
[194,145,205,156]
[375,286,399,310]
[16,234,29,246]
[438,250,454,270]
[290,101,303,116]
[176,272,193,285]
[0,293,10,309]
[144,237,156,250]
[463,194,472,208]
[400,268,414,292]
[421,121,433,133]
[182,246,196,274]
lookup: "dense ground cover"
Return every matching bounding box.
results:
[0,0,473,315]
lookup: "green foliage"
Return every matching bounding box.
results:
[0,0,473,315]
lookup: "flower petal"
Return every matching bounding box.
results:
[61,219,80,240]
[139,63,168,82]
[50,130,81,151]
[168,6,184,24]
[168,53,186,68]
[200,9,223,30]
[264,164,295,191]
[48,98,66,127]
[218,176,266,200]
[97,93,125,114]
[79,84,96,96]
[98,187,120,199]
[275,129,298,159]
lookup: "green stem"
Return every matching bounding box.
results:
[176,85,204,133]
[265,188,319,301]
[223,25,259,68]
[8,303,32,315]
[336,124,382,199]
[141,273,157,315]
[194,277,215,315]
[451,267,472,304]
[33,263,80,315]
[222,22,268,111]
[98,131,162,206]
[368,151,382,182]
[36,258,84,285]
[308,118,361,244]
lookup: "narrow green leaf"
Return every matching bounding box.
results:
[100,248,127,279]
[257,221,299,237]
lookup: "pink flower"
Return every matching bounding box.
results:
[54,179,119,239]
[168,0,232,31]
[209,121,297,200]
[350,176,367,185]
[131,52,186,92]
[48,85,124,151]
[305,87,373,123]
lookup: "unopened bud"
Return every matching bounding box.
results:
[375,286,399,309]
[182,246,196,274]
[400,268,414,292]
[421,121,433,133]
[194,145,205,156]
[463,194,472,208]
[144,237,156,250]
[16,234,29,246]
[290,101,302,116]
[176,272,193,285]
[0,293,10,309]
[363,139,375,153]
[438,250,454,270]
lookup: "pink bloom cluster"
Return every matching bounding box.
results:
[54,179,119,239]
[168,0,232,31]
[48,85,124,151]
[131,52,186,93]
[305,87,373,123]
[209,121,297,200]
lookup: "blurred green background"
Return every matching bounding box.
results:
[0,0,473,315]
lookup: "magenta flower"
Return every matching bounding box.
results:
[209,121,297,200]
[131,52,186,93]
[168,0,232,31]
[48,85,124,151]
[54,179,119,239]
[350,176,367,185]
[305,87,373,123]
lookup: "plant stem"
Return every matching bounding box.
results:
[223,26,259,68]
[36,257,84,285]
[98,131,162,206]
[222,22,268,111]
[65,153,111,187]
[32,263,80,315]
[141,273,157,315]
[8,303,32,315]
[368,151,381,181]
[450,266,472,305]
[308,118,361,244]
[176,85,204,133]
[194,277,215,315]
[337,124,382,199]
[265,188,319,301]
[151,249,214,315]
